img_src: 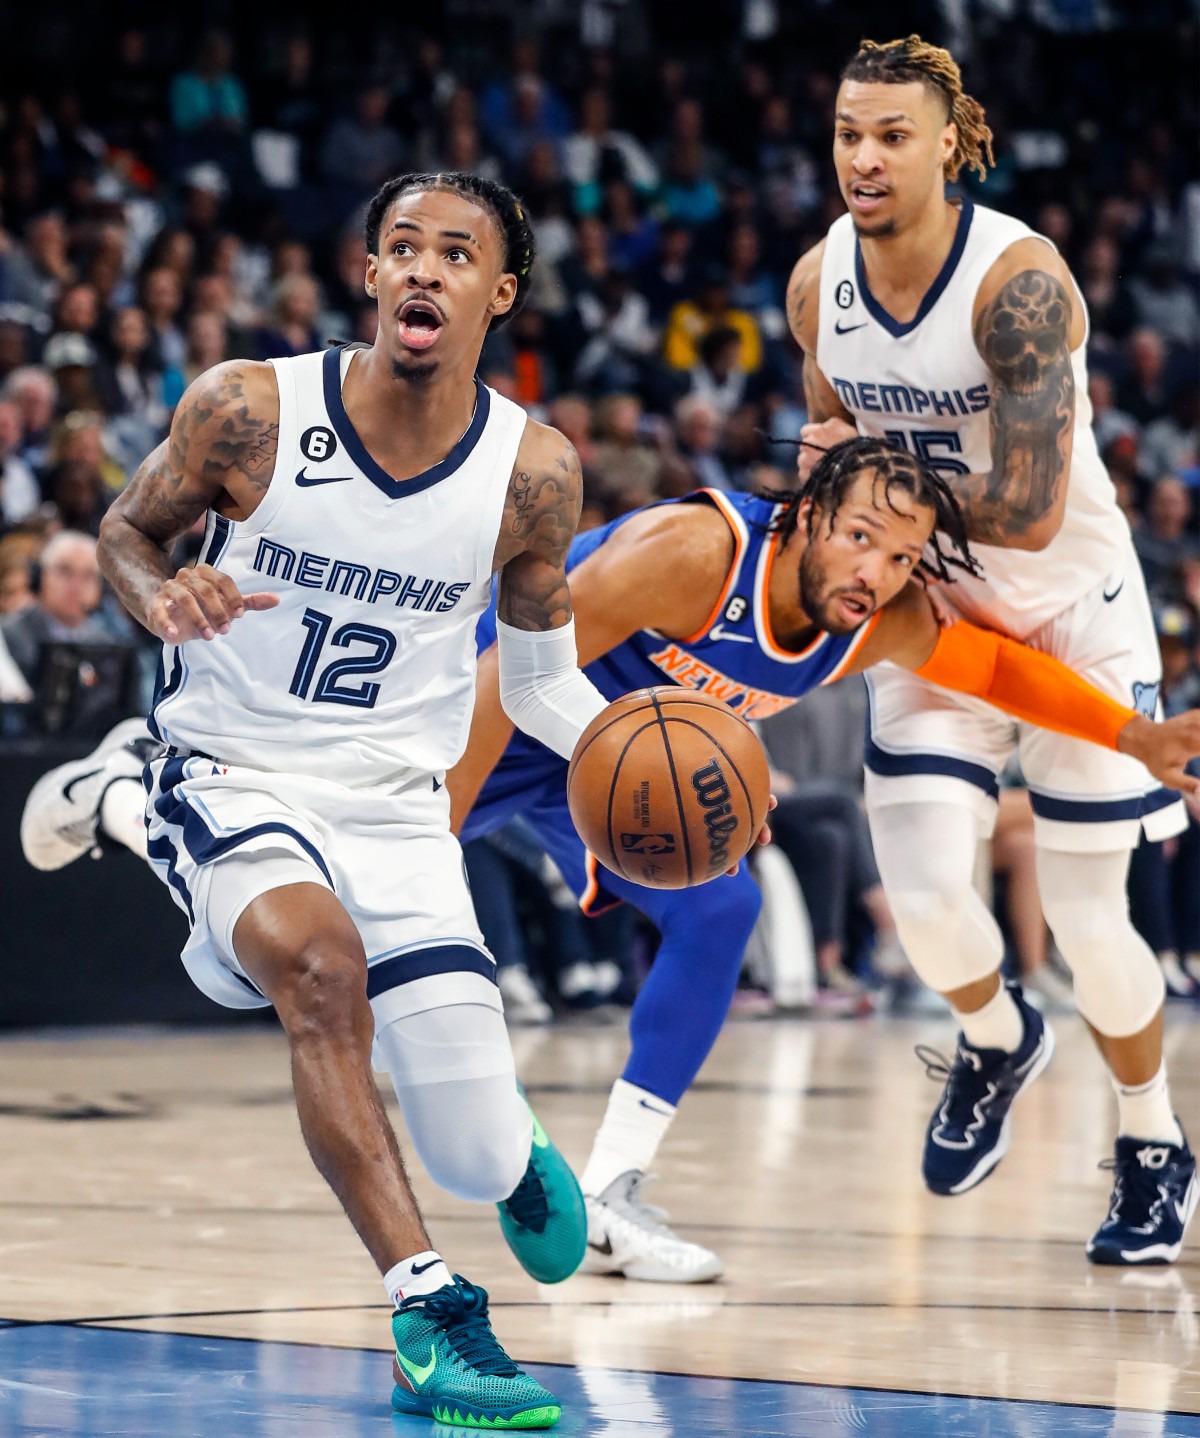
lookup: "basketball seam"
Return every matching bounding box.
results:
[602,717,669,882]
[648,690,694,886]
[567,689,662,783]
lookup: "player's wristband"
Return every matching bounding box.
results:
[915,620,1135,750]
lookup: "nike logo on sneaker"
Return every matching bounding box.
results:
[62,768,101,801]
[529,1110,549,1149]
[588,1236,614,1256]
[410,1258,440,1276]
[834,320,867,335]
[707,623,754,644]
[1103,580,1124,602]
[295,468,355,487]
[396,1346,437,1388]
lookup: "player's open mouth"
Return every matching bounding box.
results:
[397,300,445,351]
[837,593,872,623]
[849,183,888,213]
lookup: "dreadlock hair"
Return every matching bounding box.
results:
[841,36,995,184]
[766,435,982,585]
[363,171,536,329]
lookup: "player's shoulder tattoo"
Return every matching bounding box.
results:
[175,360,281,495]
[957,267,1075,545]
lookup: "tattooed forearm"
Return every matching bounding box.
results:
[98,360,279,628]
[497,439,582,630]
[956,269,1075,547]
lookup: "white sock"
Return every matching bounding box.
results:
[954,981,1023,1054]
[1113,1063,1183,1147]
[383,1251,452,1307]
[579,1079,676,1198]
[100,779,148,859]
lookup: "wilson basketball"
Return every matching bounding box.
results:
[566,688,771,890]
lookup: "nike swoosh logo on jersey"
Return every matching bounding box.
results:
[295,468,355,487]
[1103,580,1124,602]
[834,321,867,335]
[708,623,754,644]
[396,1346,437,1388]
[62,768,102,801]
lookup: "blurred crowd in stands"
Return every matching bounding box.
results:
[0,6,1196,1017]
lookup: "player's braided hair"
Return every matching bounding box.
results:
[364,171,536,329]
[841,36,995,183]
[766,435,982,584]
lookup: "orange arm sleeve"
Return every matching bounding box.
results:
[915,620,1135,750]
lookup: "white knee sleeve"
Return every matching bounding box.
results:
[373,1002,532,1203]
[867,801,1004,994]
[1036,848,1164,1037]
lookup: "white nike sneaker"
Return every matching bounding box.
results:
[581,1171,723,1283]
[20,718,153,871]
[497,963,553,1026]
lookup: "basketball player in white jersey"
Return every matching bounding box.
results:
[788,37,1195,1264]
[91,172,615,1429]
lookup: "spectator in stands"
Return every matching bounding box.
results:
[663,268,763,375]
[5,212,73,314]
[45,457,110,536]
[139,268,187,372]
[674,394,734,492]
[1119,328,1173,425]
[0,530,112,685]
[170,29,248,137]
[94,307,170,434]
[479,39,570,161]
[1135,476,1199,602]
[183,311,229,386]
[320,85,405,192]
[601,182,661,273]
[0,542,34,615]
[1141,385,1200,484]
[545,394,596,471]
[570,266,657,396]
[1080,237,1136,347]
[255,275,321,361]
[0,401,40,527]
[49,411,126,494]
[1129,246,1200,351]
[563,89,658,213]
[43,334,102,418]
[52,283,101,341]
[0,323,29,387]
[1088,372,1138,455]
[683,326,751,419]
[3,368,56,474]
[590,393,662,508]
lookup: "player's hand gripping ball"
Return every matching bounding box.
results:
[567,688,771,889]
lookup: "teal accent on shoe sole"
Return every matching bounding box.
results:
[497,1113,587,1284]
[392,1385,561,1428]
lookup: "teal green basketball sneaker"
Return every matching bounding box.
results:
[496,1099,587,1284]
[391,1275,560,1428]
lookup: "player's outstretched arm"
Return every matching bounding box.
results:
[99,360,281,643]
[953,239,1079,552]
[449,488,738,830]
[845,584,1200,793]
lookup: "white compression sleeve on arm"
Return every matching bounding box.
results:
[496,617,610,760]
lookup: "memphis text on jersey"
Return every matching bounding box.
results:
[253,537,470,613]
[830,377,990,418]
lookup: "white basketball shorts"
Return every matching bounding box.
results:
[143,750,498,1020]
[864,548,1187,853]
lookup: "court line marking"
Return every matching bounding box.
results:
[10,1321,1197,1420]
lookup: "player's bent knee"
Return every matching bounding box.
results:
[270,942,370,1039]
[402,1076,529,1202]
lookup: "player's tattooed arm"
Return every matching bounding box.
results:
[957,259,1077,550]
[98,361,281,642]
[494,422,583,631]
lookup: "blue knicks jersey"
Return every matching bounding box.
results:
[477,488,877,717]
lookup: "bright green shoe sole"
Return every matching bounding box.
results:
[391,1385,561,1428]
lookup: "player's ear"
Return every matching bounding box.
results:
[940,121,957,173]
[489,271,518,321]
[365,254,379,299]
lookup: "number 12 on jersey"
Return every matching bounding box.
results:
[289,607,396,709]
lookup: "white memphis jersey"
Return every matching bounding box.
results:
[817,200,1129,637]
[148,346,526,786]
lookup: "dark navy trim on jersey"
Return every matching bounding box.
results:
[146,832,195,923]
[1029,786,1182,824]
[200,512,233,567]
[321,345,491,499]
[855,199,975,338]
[365,943,497,999]
[865,736,1001,800]
[146,648,184,742]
